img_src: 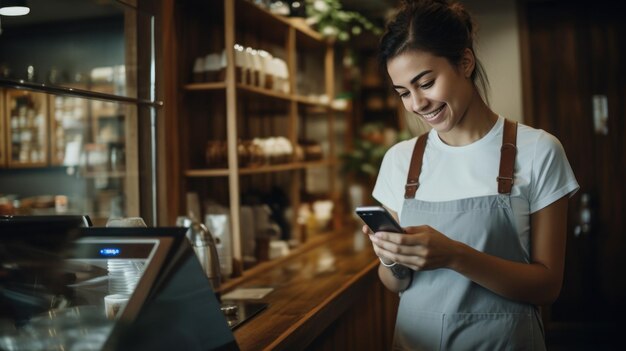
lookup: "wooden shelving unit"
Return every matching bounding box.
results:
[185,159,335,177]
[0,89,5,167]
[166,0,348,276]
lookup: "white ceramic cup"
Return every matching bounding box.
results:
[104,294,130,319]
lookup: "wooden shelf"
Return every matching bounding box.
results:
[80,171,127,178]
[5,161,49,169]
[185,159,333,178]
[94,113,125,119]
[294,94,324,106]
[184,81,227,91]
[236,0,324,43]
[184,82,342,110]
[237,83,292,102]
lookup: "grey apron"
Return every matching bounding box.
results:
[393,120,546,351]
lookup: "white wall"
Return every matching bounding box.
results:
[462,0,524,123]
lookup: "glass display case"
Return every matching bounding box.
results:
[0,0,160,225]
[0,225,241,351]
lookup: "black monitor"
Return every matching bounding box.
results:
[0,225,240,351]
[0,214,92,228]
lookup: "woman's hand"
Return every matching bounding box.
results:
[365,225,462,271]
[362,224,396,265]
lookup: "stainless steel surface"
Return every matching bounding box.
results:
[220,303,239,316]
[220,301,267,330]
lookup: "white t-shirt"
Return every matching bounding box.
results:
[373,116,579,251]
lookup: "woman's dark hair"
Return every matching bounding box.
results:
[379,0,490,103]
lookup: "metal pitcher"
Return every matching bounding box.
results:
[176,216,221,291]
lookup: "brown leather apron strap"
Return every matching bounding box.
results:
[497,119,518,194]
[404,132,428,199]
[404,119,517,198]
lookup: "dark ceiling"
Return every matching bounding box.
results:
[0,0,397,29]
[0,0,123,28]
[342,0,397,24]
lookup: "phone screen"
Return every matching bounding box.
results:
[356,206,403,233]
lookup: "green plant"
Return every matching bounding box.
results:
[305,0,383,41]
[341,123,411,183]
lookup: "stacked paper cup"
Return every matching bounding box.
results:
[107,260,143,295]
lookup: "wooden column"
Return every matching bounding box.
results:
[224,0,243,272]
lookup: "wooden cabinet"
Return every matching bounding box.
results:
[4,89,49,168]
[166,0,349,275]
[0,90,5,167]
[520,1,624,347]
[0,86,138,225]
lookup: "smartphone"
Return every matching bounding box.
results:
[355,206,404,233]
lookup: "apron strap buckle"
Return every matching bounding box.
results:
[405,182,419,199]
[496,176,514,194]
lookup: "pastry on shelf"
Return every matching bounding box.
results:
[252,137,294,164]
[205,140,227,168]
[298,139,323,161]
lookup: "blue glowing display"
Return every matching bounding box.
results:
[99,248,121,257]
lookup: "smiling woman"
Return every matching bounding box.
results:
[363,0,580,350]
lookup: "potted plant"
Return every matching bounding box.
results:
[341,123,410,207]
[304,0,382,41]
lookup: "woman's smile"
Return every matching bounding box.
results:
[420,104,446,123]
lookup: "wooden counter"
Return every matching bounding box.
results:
[227,230,399,350]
